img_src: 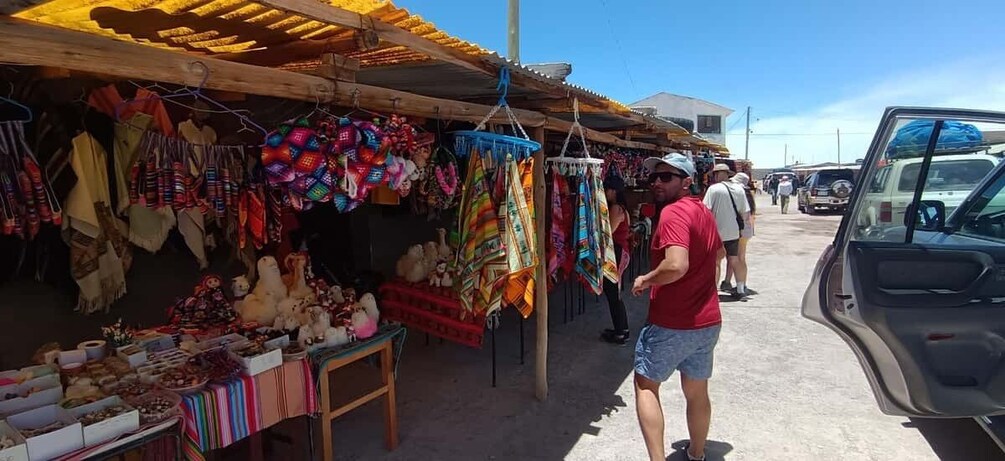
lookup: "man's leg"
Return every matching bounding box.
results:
[635,373,666,461]
[726,255,740,290]
[736,238,749,295]
[781,195,789,213]
[771,191,777,205]
[680,374,712,459]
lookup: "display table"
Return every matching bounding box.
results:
[311,325,405,461]
[181,359,317,461]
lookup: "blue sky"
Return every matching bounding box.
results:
[394,0,1005,167]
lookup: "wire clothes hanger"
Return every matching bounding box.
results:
[0,82,33,123]
[114,61,268,137]
[546,97,603,177]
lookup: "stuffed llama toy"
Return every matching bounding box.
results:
[236,256,287,326]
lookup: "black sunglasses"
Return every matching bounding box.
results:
[648,172,687,183]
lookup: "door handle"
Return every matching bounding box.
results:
[834,293,853,300]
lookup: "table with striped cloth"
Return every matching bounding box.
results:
[181,358,317,461]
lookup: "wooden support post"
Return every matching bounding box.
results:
[532,126,548,401]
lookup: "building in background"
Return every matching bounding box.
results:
[629,92,733,145]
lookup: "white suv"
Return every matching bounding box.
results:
[857,153,1000,236]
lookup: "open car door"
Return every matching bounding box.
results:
[803,107,1005,417]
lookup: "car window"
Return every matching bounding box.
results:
[852,117,1005,242]
[816,170,854,186]
[870,166,891,193]
[957,168,1005,242]
[897,159,994,192]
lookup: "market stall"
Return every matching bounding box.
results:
[0,1,700,459]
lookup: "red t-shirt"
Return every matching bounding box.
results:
[648,196,723,330]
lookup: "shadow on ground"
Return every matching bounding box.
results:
[669,439,734,460]
[904,418,1005,461]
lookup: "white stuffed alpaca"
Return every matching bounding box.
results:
[357,293,379,322]
[236,256,288,326]
[423,241,439,274]
[396,244,427,283]
[324,326,351,348]
[310,306,332,338]
[429,260,447,287]
[330,285,346,305]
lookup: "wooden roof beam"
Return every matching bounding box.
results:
[0,16,545,128]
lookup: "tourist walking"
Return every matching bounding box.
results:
[778,175,794,214]
[703,164,750,299]
[601,175,631,345]
[724,172,756,296]
[632,153,723,461]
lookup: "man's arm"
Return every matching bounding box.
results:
[632,246,689,295]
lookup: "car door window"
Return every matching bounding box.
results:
[852,117,1005,242]
[956,169,1005,242]
[870,166,891,193]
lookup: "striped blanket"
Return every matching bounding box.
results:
[457,149,506,319]
[502,157,537,318]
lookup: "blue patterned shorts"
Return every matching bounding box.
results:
[634,323,721,382]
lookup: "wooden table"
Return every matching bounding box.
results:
[316,335,399,461]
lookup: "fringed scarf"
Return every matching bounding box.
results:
[593,169,619,284]
[115,114,177,253]
[456,149,506,320]
[574,170,602,294]
[502,157,537,318]
[63,133,131,313]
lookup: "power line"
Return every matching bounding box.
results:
[725,132,872,136]
[598,0,637,94]
[725,112,745,133]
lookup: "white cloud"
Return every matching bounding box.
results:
[726,59,1005,168]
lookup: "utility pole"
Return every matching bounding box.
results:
[744,106,751,160]
[508,0,520,63]
[836,128,842,166]
[784,143,788,167]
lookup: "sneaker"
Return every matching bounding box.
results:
[600,330,630,345]
[745,287,759,296]
[732,288,749,301]
[719,281,732,292]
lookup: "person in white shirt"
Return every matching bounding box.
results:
[777,176,795,214]
[702,164,751,299]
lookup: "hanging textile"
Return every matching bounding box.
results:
[114,114,177,253]
[574,171,602,294]
[177,119,218,270]
[87,85,176,137]
[501,157,537,318]
[0,121,62,239]
[593,169,619,284]
[456,149,506,319]
[547,170,576,286]
[63,133,131,313]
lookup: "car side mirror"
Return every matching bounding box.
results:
[905,200,946,231]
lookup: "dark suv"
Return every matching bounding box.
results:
[797,168,855,214]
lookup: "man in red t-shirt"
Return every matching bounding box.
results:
[632,153,724,461]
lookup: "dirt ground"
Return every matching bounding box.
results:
[322,194,1005,461]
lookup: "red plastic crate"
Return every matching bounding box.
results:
[379,279,486,348]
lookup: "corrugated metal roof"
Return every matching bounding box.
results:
[13,0,488,66]
[12,0,689,138]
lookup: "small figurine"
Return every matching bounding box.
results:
[436,227,452,261]
[231,275,251,299]
[357,293,379,322]
[282,252,314,301]
[351,309,377,339]
[429,260,448,287]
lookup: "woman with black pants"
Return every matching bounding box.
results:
[601,176,631,344]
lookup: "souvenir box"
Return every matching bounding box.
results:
[67,396,139,447]
[0,420,28,461]
[6,405,83,461]
[0,374,63,417]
